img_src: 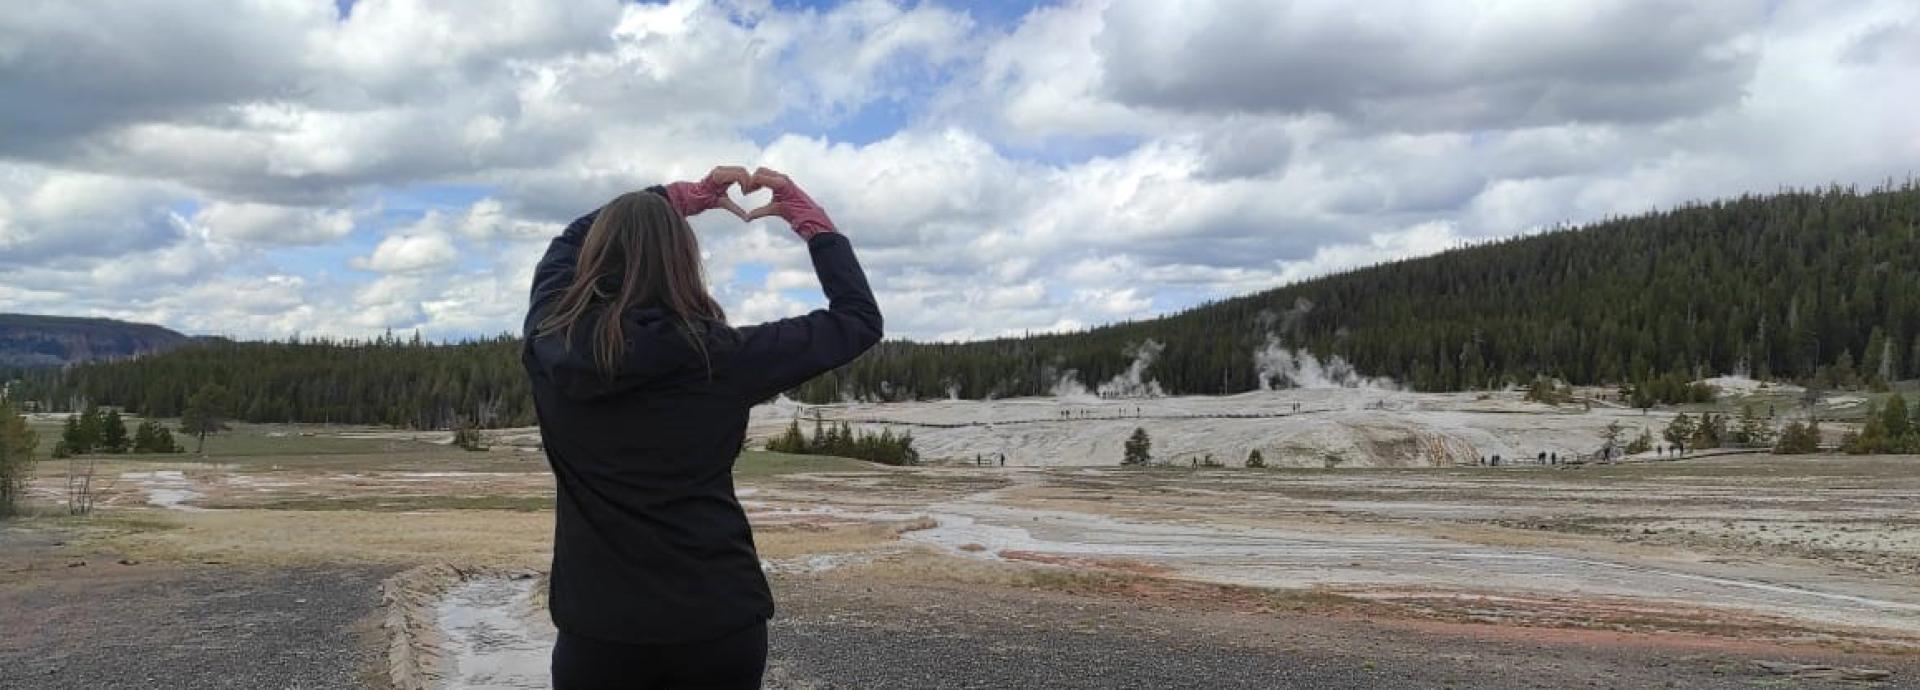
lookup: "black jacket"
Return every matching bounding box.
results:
[521,191,882,644]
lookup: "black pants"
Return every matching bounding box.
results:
[552,620,767,689]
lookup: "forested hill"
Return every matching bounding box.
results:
[791,184,1920,401]
[9,184,1919,428]
[0,314,189,367]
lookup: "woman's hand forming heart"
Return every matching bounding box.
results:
[742,167,837,240]
[663,166,751,221]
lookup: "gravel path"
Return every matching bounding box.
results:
[767,578,1919,689]
[0,530,395,690]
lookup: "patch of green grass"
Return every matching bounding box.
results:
[28,420,437,462]
[183,426,428,458]
[734,450,877,478]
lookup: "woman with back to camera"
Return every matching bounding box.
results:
[522,166,882,689]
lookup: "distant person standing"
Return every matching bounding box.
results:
[524,167,881,689]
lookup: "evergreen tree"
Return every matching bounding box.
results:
[767,421,808,454]
[60,407,106,456]
[59,416,84,456]
[100,410,130,453]
[0,398,40,517]
[76,405,103,453]
[1626,428,1653,455]
[1841,394,1919,455]
[1123,427,1153,466]
[1691,412,1728,450]
[131,420,159,453]
[1883,393,1911,440]
[1774,419,1821,454]
[1663,413,1696,450]
[180,385,231,454]
[1245,448,1265,468]
[152,425,183,453]
[1733,405,1775,446]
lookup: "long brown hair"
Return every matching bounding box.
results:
[535,191,727,374]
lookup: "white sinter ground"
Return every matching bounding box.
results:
[746,388,1676,468]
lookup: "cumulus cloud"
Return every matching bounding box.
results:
[1094,0,1767,129]
[0,0,1915,342]
[193,201,356,246]
[354,232,459,274]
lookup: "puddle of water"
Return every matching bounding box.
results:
[435,577,553,690]
[119,470,208,511]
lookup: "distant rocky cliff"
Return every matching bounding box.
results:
[0,314,189,367]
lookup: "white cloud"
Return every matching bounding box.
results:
[735,289,811,325]
[1271,221,1465,285]
[1094,0,1767,128]
[193,201,355,246]
[354,232,458,274]
[0,0,1915,343]
[0,165,184,262]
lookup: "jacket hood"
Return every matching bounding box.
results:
[529,307,722,401]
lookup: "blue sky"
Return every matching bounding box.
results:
[2,0,1916,343]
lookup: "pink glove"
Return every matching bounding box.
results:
[744,168,837,241]
[663,179,745,219]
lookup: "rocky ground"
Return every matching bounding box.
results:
[767,577,1918,689]
[0,527,394,689]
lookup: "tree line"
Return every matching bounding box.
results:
[14,332,530,428]
[1652,393,1920,456]
[10,185,1919,426]
[1838,393,1920,454]
[50,404,187,457]
[764,419,919,465]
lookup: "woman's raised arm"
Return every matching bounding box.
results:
[731,169,884,403]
